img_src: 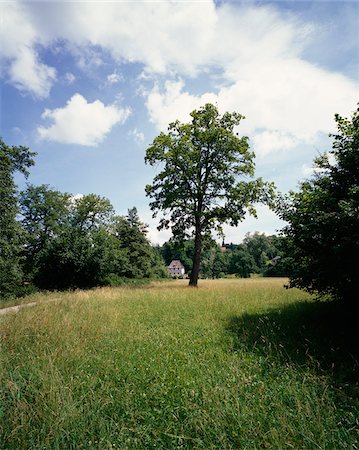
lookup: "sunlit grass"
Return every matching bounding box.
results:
[1,279,357,449]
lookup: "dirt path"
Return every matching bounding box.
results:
[0,297,63,316]
[0,301,38,316]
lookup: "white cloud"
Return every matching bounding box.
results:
[8,47,56,99]
[252,131,299,157]
[1,2,56,98]
[301,164,327,177]
[1,1,357,143]
[37,93,131,146]
[146,79,218,131]
[107,72,124,85]
[69,193,84,205]
[147,224,173,247]
[64,72,76,85]
[302,164,316,177]
[10,1,216,77]
[129,128,145,145]
[11,126,25,138]
[145,59,357,150]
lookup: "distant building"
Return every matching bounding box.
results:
[220,240,238,252]
[168,260,185,276]
[270,256,281,266]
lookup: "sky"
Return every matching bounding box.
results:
[1,0,358,245]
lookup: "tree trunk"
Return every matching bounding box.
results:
[189,223,202,287]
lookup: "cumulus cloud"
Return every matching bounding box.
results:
[252,131,299,157]
[37,93,131,146]
[301,164,327,177]
[1,2,56,98]
[6,1,216,78]
[146,79,218,131]
[1,0,357,143]
[69,193,84,205]
[145,60,357,150]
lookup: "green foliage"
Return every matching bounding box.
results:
[145,104,274,286]
[18,187,167,291]
[278,105,359,304]
[263,256,293,277]
[72,193,114,232]
[20,184,72,277]
[33,228,125,290]
[160,234,287,279]
[242,232,275,272]
[0,139,35,298]
[161,240,194,274]
[19,190,120,290]
[240,232,289,277]
[111,207,168,279]
[228,248,256,278]
[200,244,230,279]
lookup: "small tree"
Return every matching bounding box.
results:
[145,104,274,286]
[279,105,359,305]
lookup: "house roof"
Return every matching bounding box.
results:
[168,260,185,269]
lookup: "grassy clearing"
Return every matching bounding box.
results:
[1,279,357,449]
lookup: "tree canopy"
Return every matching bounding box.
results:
[0,140,35,297]
[278,105,359,306]
[145,103,274,286]
[0,143,168,299]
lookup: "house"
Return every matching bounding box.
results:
[168,260,185,276]
[270,256,281,266]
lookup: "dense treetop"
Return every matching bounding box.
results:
[278,105,359,305]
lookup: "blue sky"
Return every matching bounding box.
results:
[1,0,358,244]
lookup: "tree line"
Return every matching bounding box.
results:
[0,140,167,298]
[161,232,290,280]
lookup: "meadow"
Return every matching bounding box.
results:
[0,278,357,449]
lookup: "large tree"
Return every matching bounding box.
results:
[145,104,274,286]
[279,105,359,306]
[26,193,118,290]
[0,140,35,297]
[20,184,71,276]
[111,207,167,279]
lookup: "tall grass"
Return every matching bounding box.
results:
[1,279,357,449]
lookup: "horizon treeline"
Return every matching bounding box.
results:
[4,179,288,299]
[9,183,169,297]
[161,233,289,280]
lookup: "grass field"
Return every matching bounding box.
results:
[0,278,358,449]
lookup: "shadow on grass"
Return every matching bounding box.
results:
[227,299,358,399]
